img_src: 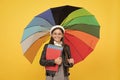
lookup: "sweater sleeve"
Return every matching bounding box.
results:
[66,45,74,67]
[66,45,72,59]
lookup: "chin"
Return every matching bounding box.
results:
[55,40,61,42]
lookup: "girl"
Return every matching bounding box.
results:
[40,25,74,80]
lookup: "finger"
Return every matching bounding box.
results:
[59,57,62,60]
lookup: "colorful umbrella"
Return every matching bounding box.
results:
[21,5,100,64]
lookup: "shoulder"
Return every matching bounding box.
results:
[64,44,70,48]
[44,44,49,46]
[43,44,49,49]
[64,44,69,46]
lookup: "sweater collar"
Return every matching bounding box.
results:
[54,41,62,46]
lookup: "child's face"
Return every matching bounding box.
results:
[51,29,63,42]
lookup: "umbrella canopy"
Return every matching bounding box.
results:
[21,5,100,64]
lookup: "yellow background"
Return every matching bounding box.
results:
[0,0,119,80]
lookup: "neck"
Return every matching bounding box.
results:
[55,41,61,43]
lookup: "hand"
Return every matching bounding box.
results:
[68,58,74,64]
[55,57,62,65]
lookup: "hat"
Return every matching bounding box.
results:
[50,25,65,35]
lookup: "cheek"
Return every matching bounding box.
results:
[51,35,58,39]
[51,35,55,38]
[56,34,63,38]
[59,35,63,38]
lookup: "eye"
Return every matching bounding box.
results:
[53,32,57,35]
[58,33,62,35]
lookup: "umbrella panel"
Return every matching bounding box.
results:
[26,17,53,29]
[65,30,99,49]
[36,9,55,25]
[61,8,91,25]
[51,5,80,25]
[66,24,100,38]
[64,32,93,64]
[21,31,49,53]
[63,15,99,27]
[24,34,50,63]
